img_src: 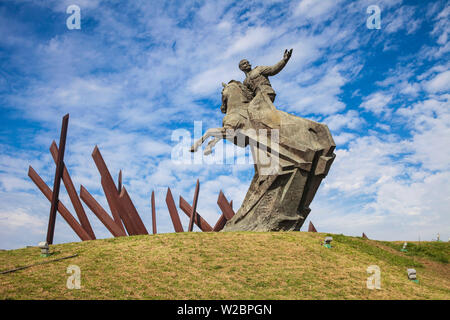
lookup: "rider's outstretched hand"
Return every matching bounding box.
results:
[284,48,293,62]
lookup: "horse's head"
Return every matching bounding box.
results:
[220,80,253,114]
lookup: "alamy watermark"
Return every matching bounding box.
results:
[366,5,381,29]
[66,5,81,30]
[366,265,381,290]
[171,121,281,176]
[66,264,81,289]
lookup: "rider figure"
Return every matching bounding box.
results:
[239,49,293,103]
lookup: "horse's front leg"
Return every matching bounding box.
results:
[203,137,221,155]
[204,128,238,155]
[189,128,225,152]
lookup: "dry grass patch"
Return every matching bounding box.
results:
[1,232,449,299]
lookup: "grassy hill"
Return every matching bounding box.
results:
[1,232,449,299]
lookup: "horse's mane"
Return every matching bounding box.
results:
[226,80,253,101]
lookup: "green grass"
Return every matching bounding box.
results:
[380,241,449,264]
[332,234,424,268]
[0,232,449,300]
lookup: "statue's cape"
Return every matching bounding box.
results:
[244,91,336,175]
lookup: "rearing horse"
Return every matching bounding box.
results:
[190,80,253,155]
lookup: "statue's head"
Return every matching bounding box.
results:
[239,59,251,72]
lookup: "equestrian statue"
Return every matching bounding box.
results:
[190,49,336,231]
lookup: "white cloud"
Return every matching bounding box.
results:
[188,63,241,96]
[368,171,450,218]
[224,27,279,58]
[324,110,365,132]
[375,123,390,131]
[310,131,450,240]
[311,88,450,241]
[294,0,341,21]
[333,132,356,145]
[430,5,449,44]
[277,65,348,115]
[397,96,450,171]
[323,135,407,195]
[359,92,393,115]
[0,208,46,230]
[384,6,422,35]
[423,69,450,93]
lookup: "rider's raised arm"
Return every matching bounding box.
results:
[260,49,293,76]
[260,59,287,76]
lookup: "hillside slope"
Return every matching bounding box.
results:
[1,232,449,299]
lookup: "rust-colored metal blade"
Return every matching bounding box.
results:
[47,114,69,244]
[308,221,317,232]
[105,184,136,235]
[213,197,233,232]
[217,190,235,220]
[79,186,127,237]
[91,146,129,234]
[213,214,227,232]
[118,170,122,193]
[165,188,184,232]
[28,166,91,241]
[188,179,200,232]
[101,177,127,235]
[92,146,116,187]
[118,187,148,235]
[151,191,157,234]
[115,189,139,235]
[50,141,96,240]
[179,196,212,232]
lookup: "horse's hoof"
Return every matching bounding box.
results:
[189,146,196,152]
[204,148,212,156]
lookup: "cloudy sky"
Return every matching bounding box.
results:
[0,0,449,249]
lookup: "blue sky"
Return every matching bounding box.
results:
[0,0,449,249]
